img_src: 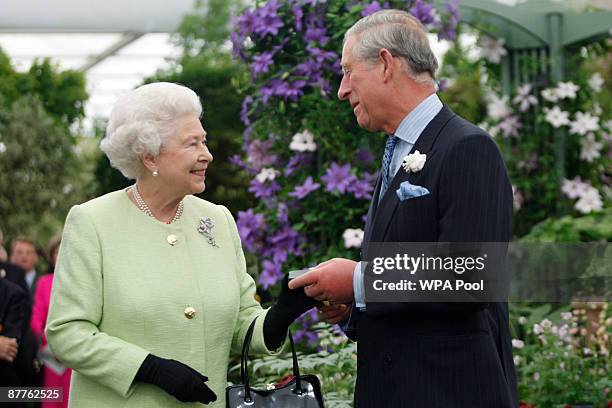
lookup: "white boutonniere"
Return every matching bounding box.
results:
[402,150,427,173]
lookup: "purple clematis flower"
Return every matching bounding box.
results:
[260,259,283,289]
[438,0,460,41]
[247,138,277,171]
[362,1,383,16]
[289,176,321,200]
[437,78,448,91]
[252,51,275,77]
[348,174,375,200]
[277,203,289,224]
[293,309,319,345]
[240,96,253,126]
[236,10,257,36]
[236,209,266,252]
[355,148,375,165]
[229,154,248,171]
[321,162,355,194]
[304,26,329,45]
[230,31,247,61]
[307,46,338,63]
[410,0,436,25]
[249,179,281,199]
[285,153,313,176]
[292,4,304,31]
[265,225,301,263]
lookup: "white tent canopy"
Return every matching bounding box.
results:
[0,0,198,131]
[0,0,456,131]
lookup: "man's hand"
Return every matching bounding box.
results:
[318,303,352,325]
[288,258,356,304]
[0,336,18,363]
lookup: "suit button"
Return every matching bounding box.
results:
[358,357,366,367]
[184,306,196,319]
[384,355,392,365]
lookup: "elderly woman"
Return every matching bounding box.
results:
[46,82,313,407]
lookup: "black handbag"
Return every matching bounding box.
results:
[226,317,325,407]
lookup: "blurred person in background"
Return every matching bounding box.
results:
[0,278,27,386]
[10,237,39,294]
[46,82,314,407]
[0,227,8,262]
[6,237,41,390]
[30,235,71,408]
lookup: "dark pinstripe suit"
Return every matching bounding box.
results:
[347,106,519,407]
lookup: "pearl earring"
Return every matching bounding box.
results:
[152,170,158,177]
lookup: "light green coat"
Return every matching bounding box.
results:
[47,190,279,407]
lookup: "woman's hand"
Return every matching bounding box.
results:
[277,275,317,319]
[263,275,317,350]
[135,354,217,404]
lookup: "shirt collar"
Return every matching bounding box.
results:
[393,93,443,144]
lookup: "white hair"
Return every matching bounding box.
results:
[100,82,202,180]
[345,9,438,84]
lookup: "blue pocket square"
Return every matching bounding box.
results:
[396,181,430,201]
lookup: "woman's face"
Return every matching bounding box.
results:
[154,114,213,196]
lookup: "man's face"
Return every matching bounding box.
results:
[10,241,38,272]
[338,35,386,132]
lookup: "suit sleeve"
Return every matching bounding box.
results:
[46,205,149,398]
[2,282,27,341]
[438,133,512,242]
[221,206,286,356]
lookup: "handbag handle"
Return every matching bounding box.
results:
[240,317,304,403]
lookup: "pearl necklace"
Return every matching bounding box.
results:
[132,185,184,224]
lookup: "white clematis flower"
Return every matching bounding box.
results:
[555,81,579,99]
[587,73,604,93]
[342,228,364,248]
[544,106,570,128]
[289,130,317,152]
[512,84,538,112]
[255,167,279,183]
[479,36,508,64]
[569,111,599,135]
[579,133,603,162]
[575,188,603,214]
[541,88,559,102]
[486,93,511,121]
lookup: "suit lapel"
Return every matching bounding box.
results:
[363,173,382,244]
[366,105,456,243]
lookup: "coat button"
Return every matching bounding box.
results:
[184,306,196,319]
[384,355,392,365]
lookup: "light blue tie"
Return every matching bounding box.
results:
[379,135,398,201]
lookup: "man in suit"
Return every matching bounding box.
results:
[289,9,518,407]
[0,278,28,386]
[7,237,41,391]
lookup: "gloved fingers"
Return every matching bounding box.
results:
[195,383,217,404]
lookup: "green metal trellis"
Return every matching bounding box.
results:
[435,0,612,179]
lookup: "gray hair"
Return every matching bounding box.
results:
[345,9,438,84]
[100,82,202,180]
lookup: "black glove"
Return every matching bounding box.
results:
[134,354,217,404]
[264,275,316,350]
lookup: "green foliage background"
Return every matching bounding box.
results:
[0,48,91,245]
